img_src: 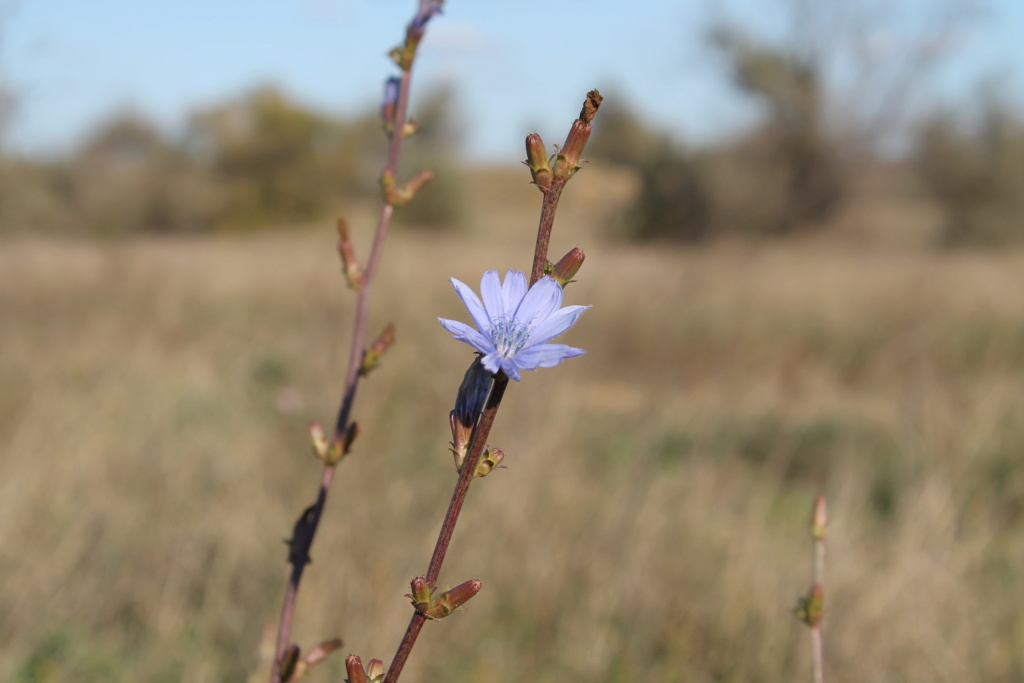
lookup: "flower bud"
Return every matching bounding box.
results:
[408,576,433,613]
[811,494,827,541]
[553,119,591,182]
[431,579,482,617]
[474,447,505,477]
[360,324,396,377]
[449,410,472,471]
[552,91,602,183]
[549,247,585,286]
[345,655,368,683]
[794,584,824,628]
[366,659,385,682]
[310,421,329,460]
[524,133,552,190]
[337,218,363,292]
[382,169,434,206]
[279,644,301,681]
[380,77,400,135]
[394,2,443,70]
[303,638,343,668]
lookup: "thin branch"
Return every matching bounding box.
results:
[269,33,421,683]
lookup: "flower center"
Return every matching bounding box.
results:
[487,316,531,358]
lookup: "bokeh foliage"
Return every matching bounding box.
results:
[0,85,465,236]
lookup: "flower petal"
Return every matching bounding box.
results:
[515,343,585,370]
[501,270,528,317]
[528,304,591,345]
[514,277,563,331]
[439,318,493,354]
[479,351,503,376]
[479,269,504,321]
[450,277,491,334]
[499,357,522,381]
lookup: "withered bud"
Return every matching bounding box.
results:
[337,218,363,292]
[345,655,369,683]
[579,89,603,124]
[474,448,505,478]
[360,324,396,377]
[549,247,585,286]
[524,133,552,190]
[366,659,385,682]
[811,494,828,541]
[454,356,492,429]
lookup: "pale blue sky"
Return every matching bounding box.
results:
[3,0,1021,161]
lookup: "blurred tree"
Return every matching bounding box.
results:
[703,0,982,237]
[67,112,218,235]
[915,98,1024,246]
[709,29,843,234]
[589,101,712,243]
[186,86,373,230]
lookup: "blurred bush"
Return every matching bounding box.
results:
[68,113,220,235]
[590,31,846,244]
[914,100,1024,246]
[0,85,465,237]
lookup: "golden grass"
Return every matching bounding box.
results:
[3,176,1024,681]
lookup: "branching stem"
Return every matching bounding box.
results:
[269,59,417,683]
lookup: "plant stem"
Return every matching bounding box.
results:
[811,534,825,683]
[381,91,596,682]
[382,376,508,683]
[529,180,566,286]
[270,63,417,683]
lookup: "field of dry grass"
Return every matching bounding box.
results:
[2,167,1024,682]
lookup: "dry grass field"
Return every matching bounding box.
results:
[2,167,1024,682]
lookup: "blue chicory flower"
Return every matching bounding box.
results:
[438,269,589,381]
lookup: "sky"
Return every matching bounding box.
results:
[2,0,1022,162]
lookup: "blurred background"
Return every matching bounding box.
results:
[2,0,1024,681]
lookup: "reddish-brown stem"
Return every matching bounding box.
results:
[383,376,508,683]
[382,94,596,683]
[529,180,567,286]
[270,62,418,683]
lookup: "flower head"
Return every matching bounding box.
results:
[439,269,589,381]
